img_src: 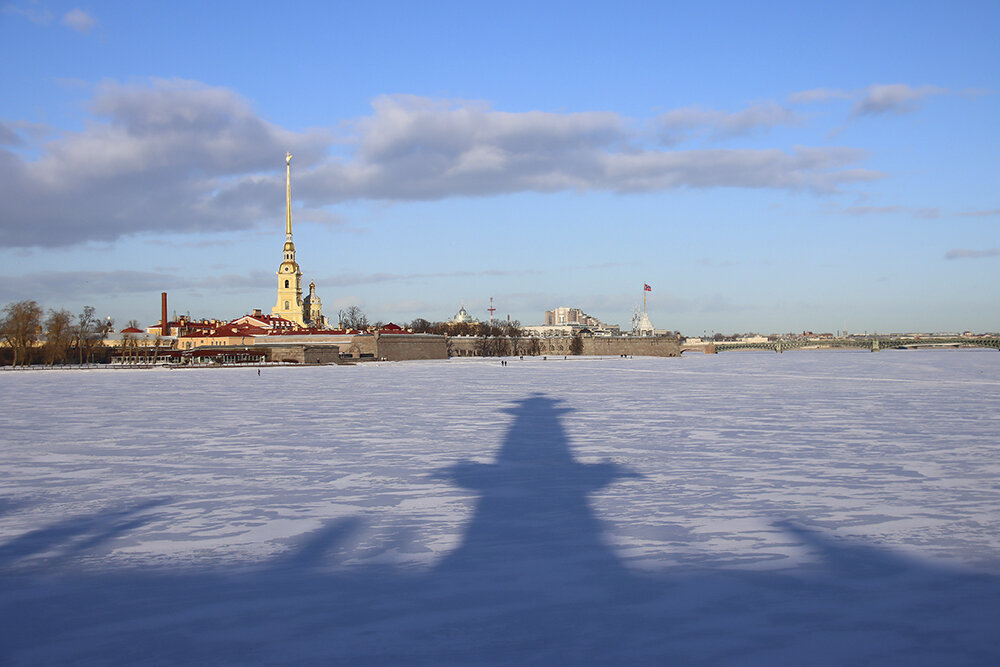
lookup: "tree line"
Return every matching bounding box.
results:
[404,316,572,357]
[119,318,166,365]
[0,301,114,367]
[340,307,551,357]
[1,299,583,366]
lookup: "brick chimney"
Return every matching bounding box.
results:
[161,292,169,336]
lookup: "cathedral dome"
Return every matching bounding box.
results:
[451,307,478,324]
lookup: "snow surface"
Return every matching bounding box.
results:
[1,350,999,664]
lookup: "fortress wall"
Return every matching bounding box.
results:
[447,337,480,357]
[584,336,681,357]
[376,334,448,361]
[447,335,681,357]
[261,335,680,361]
[340,335,377,358]
[303,346,344,364]
[260,344,353,364]
[263,345,344,364]
[259,335,446,362]
[264,345,308,364]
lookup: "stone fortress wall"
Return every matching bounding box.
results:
[583,336,680,357]
[186,333,678,364]
[259,333,446,362]
[446,335,680,358]
[376,334,449,361]
[264,345,345,364]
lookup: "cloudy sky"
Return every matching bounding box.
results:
[1,1,997,334]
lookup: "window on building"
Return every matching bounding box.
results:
[284,301,290,309]
[284,279,289,288]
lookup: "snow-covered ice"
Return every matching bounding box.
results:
[1,350,998,664]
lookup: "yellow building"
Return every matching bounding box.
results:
[271,153,325,327]
[303,281,325,327]
[272,152,305,325]
[177,323,264,350]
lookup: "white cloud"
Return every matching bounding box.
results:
[851,84,947,117]
[0,79,331,247]
[788,88,854,104]
[2,2,53,24]
[0,121,23,147]
[0,270,183,302]
[62,8,95,32]
[944,248,1000,260]
[317,268,540,288]
[958,208,1000,217]
[0,82,882,248]
[0,268,274,303]
[789,84,949,118]
[299,95,875,203]
[838,205,940,219]
[657,102,802,143]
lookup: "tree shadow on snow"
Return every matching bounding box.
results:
[1,394,998,665]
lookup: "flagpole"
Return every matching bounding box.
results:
[643,284,646,315]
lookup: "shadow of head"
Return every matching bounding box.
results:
[440,393,641,492]
[433,394,641,584]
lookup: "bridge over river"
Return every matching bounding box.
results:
[682,337,1000,354]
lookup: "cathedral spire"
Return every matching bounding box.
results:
[273,151,305,326]
[285,152,293,241]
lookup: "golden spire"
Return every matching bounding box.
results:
[285,152,293,240]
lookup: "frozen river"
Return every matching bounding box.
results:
[1,350,998,664]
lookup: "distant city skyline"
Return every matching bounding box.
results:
[1,1,998,334]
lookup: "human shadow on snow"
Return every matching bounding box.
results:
[1,394,998,665]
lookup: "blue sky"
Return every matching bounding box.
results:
[1,1,997,334]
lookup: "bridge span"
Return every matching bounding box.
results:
[681,337,1000,354]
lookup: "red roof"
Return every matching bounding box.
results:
[265,328,366,336]
[120,326,144,333]
[179,324,266,338]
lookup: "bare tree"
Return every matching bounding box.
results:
[474,332,491,357]
[43,308,74,366]
[503,320,522,356]
[121,320,152,364]
[527,335,542,356]
[151,333,163,364]
[1,300,43,366]
[495,336,511,357]
[570,334,584,355]
[74,306,95,364]
[408,318,432,333]
[121,330,136,365]
[338,306,369,331]
[471,323,516,357]
[73,306,111,365]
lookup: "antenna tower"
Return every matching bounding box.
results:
[487,297,496,325]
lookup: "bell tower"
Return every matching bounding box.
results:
[303,281,325,327]
[272,152,305,326]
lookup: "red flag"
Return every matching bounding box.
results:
[644,284,652,292]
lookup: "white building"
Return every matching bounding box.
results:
[448,306,479,324]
